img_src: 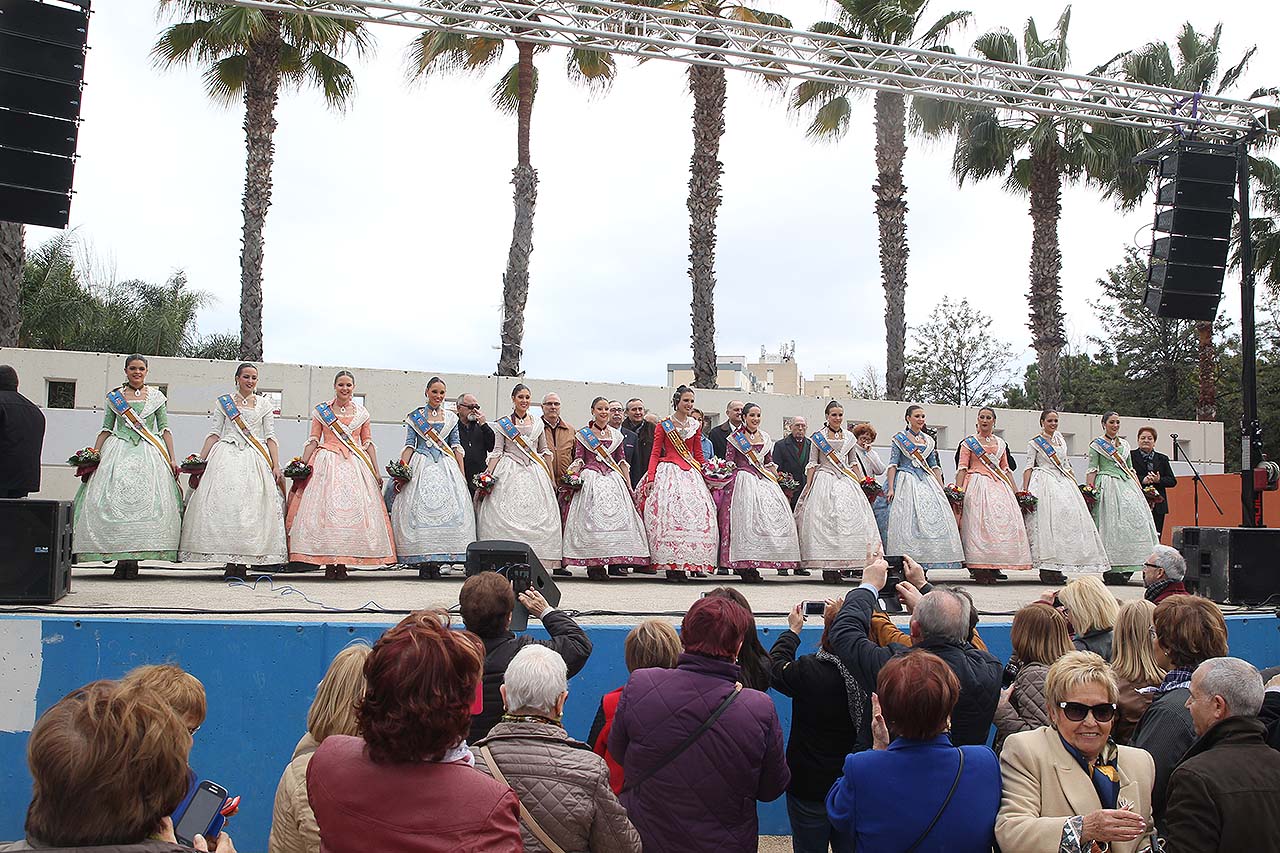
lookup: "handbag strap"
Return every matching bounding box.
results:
[903,748,965,853]
[479,744,567,853]
[620,684,742,794]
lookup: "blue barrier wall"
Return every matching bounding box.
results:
[1,614,1277,851]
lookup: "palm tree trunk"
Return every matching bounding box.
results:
[874,91,909,400]
[498,40,538,377]
[237,21,284,363]
[0,221,23,347]
[1196,320,1216,420]
[1027,148,1067,410]
[687,62,725,390]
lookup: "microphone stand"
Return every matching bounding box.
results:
[1171,433,1221,526]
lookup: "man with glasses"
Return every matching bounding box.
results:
[708,400,745,460]
[1142,545,1191,604]
[609,401,638,471]
[457,394,495,494]
[621,398,656,488]
[540,393,575,482]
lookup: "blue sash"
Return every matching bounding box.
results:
[964,435,1015,492]
[661,418,702,472]
[1092,436,1142,487]
[218,394,273,468]
[811,431,861,482]
[1033,435,1073,478]
[576,426,626,478]
[497,416,553,478]
[315,403,379,479]
[107,389,171,464]
[893,431,930,469]
[730,430,778,483]
[406,407,452,459]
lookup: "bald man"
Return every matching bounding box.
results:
[708,400,744,460]
[540,392,575,482]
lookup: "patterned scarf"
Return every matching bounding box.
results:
[1156,666,1194,693]
[815,649,867,739]
[1144,578,1177,603]
[433,741,475,767]
[500,712,563,728]
[1059,735,1120,809]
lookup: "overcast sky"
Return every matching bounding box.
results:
[25,0,1280,387]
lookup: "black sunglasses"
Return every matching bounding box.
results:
[1058,701,1116,723]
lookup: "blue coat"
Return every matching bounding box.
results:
[826,735,1000,852]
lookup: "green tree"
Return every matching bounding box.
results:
[153,1,370,362]
[0,222,23,346]
[1000,348,1123,415]
[791,0,970,399]
[902,296,1013,406]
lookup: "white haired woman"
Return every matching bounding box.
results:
[473,645,641,853]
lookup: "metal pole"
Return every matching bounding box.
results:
[1237,141,1262,527]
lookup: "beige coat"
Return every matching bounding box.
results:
[996,726,1156,853]
[267,733,321,853]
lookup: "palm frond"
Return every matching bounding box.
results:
[804,95,851,140]
[1002,156,1031,194]
[202,54,250,105]
[972,29,1019,64]
[1216,46,1256,96]
[151,19,226,67]
[790,78,839,113]
[951,109,1016,185]
[914,10,972,49]
[909,92,965,136]
[490,61,537,115]
[293,50,357,109]
[566,46,615,92]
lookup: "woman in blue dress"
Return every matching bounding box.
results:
[884,405,964,570]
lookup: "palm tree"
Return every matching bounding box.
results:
[408,9,614,377]
[153,1,370,362]
[0,221,22,346]
[914,6,1146,409]
[792,0,971,400]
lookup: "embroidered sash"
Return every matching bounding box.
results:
[661,418,703,473]
[576,426,627,479]
[316,403,380,480]
[497,416,554,479]
[730,430,779,483]
[964,435,1017,493]
[810,431,862,482]
[218,395,273,470]
[406,407,455,458]
[1092,437,1144,489]
[107,389,171,465]
[1032,435,1074,479]
[893,431,933,471]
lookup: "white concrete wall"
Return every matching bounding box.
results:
[2,347,1225,501]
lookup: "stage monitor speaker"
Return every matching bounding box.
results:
[1151,235,1229,268]
[1159,150,1238,184]
[0,499,72,604]
[1156,178,1235,212]
[464,540,560,631]
[1173,526,1280,605]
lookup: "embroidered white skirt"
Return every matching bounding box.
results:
[389,450,476,563]
[563,468,649,566]
[885,471,964,569]
[643,462,717,573]
[179,438,286,565]
[1092,473,1159,572]
[476,454,563,568]
[1024,468,1109,574]
[73,434,183,562]
[796,468,883,569]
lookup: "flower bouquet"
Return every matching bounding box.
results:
[861,476,884,503]
[1079,484,1099,510]
[180,454,207,474]
[943,484,966,507]
[472,472,497,500]
[386,460,412,483]
[776,471,800,492]
[702,457,736,490]
[560,472,584,492]
[1015,491,1039,514]
[283,457,313,480]
[68,447,101,481]
[1143,485,1164,507]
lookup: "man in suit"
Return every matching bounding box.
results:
[609,400,637,472]
[0,365,46,499]
[456,393,495,494]
[621,398,656,488]
[708,400,744,460]
[1131,425,1177,534]
[772,416,809,508]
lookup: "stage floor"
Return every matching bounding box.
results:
[4,563,1151,624]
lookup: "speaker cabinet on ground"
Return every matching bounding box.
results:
[1173,526,1280,605]
[0,499,72,604]
[464,539,561,630]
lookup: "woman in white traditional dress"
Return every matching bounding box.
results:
[884,405,964,571]
[796,401,884,584]
[955,407,1032,584]
[1022,409,1108,584]
[385,376,476,580]
[476,383,562,569]
[286,370,395,579]
[1086,411,1159,586]
[717,402,801,582]
[73,354,182,579]
[562,396,650,580]
[642,385,718,582]
[178,362,286,577]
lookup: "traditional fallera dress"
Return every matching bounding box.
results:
[643,417,717,574]
[717,428,800,572]
[853,441,891,547]
[1088,435,1159,573]
[797,429,883,570]
[286,401,395,566]
[885,428,964,569]
[957,434,1032,571]
[179,393,286,565]
[73,387,183,562]
[563,425,649,567]
[1023,432,1108,574]
[476,415,563,569]
[385,406,475,565]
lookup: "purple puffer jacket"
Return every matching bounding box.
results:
[608,652,790,852]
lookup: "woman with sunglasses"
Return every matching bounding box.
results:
[996,651,1156,853]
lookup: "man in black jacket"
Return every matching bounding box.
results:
[610,401,638,471]
[0,365,46,498]
[707,400,744,460]
[456,393,495,494]
[772,416,809,508]
[1131,426,1177,534]
[621,398,656,488]
[460,571,592,741]
[827,555,1002,746]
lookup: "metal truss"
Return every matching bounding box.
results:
[206,0,1276,141]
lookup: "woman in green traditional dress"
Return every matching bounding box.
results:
[72,354,183,578]
[1085,411,1158,586]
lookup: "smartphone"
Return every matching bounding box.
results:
[507,563,532,595]
[803,600,826,616]
[173,780,228,848]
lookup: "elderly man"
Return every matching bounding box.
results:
[456,393,495,494]
[0,365,46,499]
[474,645,642,853]
[1143,544,1191,604]
[828,555,1002,746]
[621,398,655,488]
[707,400,744,460]
[540,393,575,482]
[772,417,809,508]
[609,401,637,471]
[1163,657,1280,852]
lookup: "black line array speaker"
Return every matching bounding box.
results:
[0,498,72,604]
[1172,526,1280,605]
[464,539,560,631]
[0,0,90,228]
[1144,145,1236,322]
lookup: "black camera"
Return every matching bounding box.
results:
[1002,656,1022,688]
[878,555,907,613]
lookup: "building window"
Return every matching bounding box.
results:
[47,380,75,409]
[352,394,366,408]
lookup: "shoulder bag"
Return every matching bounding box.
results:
[479,744,567,853]
[620,684,742,794]
[903,748,965,853]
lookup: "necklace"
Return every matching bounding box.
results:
[127,384,144,398]
[234,391,254,406]
[336,399,351,414]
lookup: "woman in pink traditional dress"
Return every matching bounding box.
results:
[955,407,1032,584]
[286,371,395,579]
[563,397,650,580]
[717,402,801,582]
[643,385,718,582]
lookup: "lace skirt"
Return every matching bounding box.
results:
[179,439,286,565]
[387,450,476,563]
[795,468,883,569]
[643,462,717,573]
[286,448,395,566]
[73,434,182,562]
[1093,473,1159,571]
[959,473,1032,570]
[563,468,649,566]
[1024,468,1109,574]
[886,471,964,569]
[719,471,800,569]
[476,454,563,568]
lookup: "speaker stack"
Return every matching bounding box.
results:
[0,498,72,604]
[1143,144,1236,322]
[0,0,90,228]
[1172,526,1280,606]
